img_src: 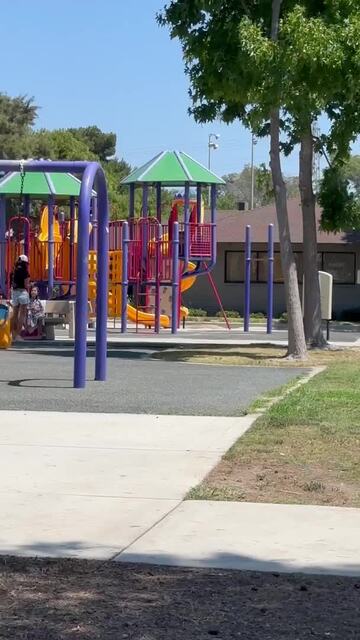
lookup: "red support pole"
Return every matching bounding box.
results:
[204,264,231,331]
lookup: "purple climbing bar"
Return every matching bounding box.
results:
[47,195,54,298]
[244,224,251,332]
[267,223,274,334]
[121,221,129,333]
[171,221,179,334]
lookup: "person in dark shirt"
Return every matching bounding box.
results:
[11,255,30,341]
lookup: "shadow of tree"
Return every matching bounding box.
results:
[0,545,359,639]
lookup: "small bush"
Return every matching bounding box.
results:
[250,312,266,319]
[216,309,240,318]
[188,308,207,317]
[278,312,288,323]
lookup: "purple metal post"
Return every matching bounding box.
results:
[171,221,179,334]
[267,223,274,334]
[23,195,30,256]
[121,221,129,333]
[244,225,251,332]
[69,196,75,282]
[94,166,109,383]
[90,197,98,251]
[196,184,202,223]
[156,182,162,223]
[129,184,135,219]
[47,195,54,298]
[155,223,161,333]
[0,197,5,294]
[142,184,148,217]
[210,184,217,266]
[184,182,190,270]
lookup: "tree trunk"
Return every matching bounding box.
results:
[270,0,307,359]
[299,125,327,347]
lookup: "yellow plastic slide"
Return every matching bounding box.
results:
[126,303,170,328]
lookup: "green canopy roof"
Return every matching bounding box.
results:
[121,150,225,186]
[0,171,96,198]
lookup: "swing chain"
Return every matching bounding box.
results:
[19,160,25,204]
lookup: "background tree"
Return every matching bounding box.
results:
[217,163,299,210]
[0,93,38,160]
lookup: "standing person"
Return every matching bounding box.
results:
[11,255,30,341]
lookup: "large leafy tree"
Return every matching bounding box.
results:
[159,0,308,358]
[0,93,38,159]
[159,0,360,353]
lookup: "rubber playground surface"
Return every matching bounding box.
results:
[0,345,305,414]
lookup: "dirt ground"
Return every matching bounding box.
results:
[0,557,359,639]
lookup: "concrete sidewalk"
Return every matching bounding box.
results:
[0,410,255,559]
[117,500,360,577]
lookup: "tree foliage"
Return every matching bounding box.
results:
[217,163,298,210]
[0,93,38,159]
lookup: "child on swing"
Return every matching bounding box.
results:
[26,285,44,336]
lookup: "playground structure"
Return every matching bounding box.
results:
[0,160,108,389]
[243,223,274,334]
[0,153,224,384]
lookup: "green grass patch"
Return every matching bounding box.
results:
[188,355,360,507]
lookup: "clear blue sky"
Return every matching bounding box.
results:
[1,0,358,177]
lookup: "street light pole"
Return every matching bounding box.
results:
[250,133,257,210]
[208,133,220,203]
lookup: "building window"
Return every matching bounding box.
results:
[322,252,355,284]
[225,250,355,285]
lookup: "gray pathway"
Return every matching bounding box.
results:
[0,347,305,415]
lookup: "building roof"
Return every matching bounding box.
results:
[121,150,225,186]
[216,198,360,245]
[0,171,97,198]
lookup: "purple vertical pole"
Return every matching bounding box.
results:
[69,196,75,282]
[74,172,91,389]
[121,221,129,333]
[129,184,135,218]
[142,184,148,217]
[0,197,5,294]
[95,167,109,382]
[196,184,202,223]
[267,223,274,334]
[244,225,251,332]
[155,223,161,333]
[129,184,135,240]
[156,182,162,223]
[210,184,217,266]
[184,182,190,270]
[171,221,179,334]
[90,197,98,251]
[47,195,54,298]
[23,195,30,256]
